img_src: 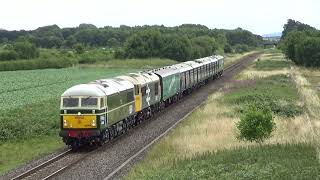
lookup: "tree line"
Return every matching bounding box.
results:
[0,24,263,62]
[280,19,320,67]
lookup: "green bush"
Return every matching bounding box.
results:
[224,43,233,53]
[77,49,113,64]
[236,106,275,143]
[234,44,249,53]
[13,41,39,59]
[0,57,77,71]
[0,50,18,61]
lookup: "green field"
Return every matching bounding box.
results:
[0,59,176,174]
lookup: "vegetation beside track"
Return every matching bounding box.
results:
[125,49,320,179]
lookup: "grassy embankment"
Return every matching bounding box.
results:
[0,59,176,174]
[125,49,320,179]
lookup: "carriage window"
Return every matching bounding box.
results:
[127,91,134,101]
[154,82,159,95]
[141,86,147,96]
[63,98,79,107]
[81,98,98,107]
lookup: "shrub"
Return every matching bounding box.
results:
[0,57,77,71]
[236,106,275,143]
[234,44,249,53]
[224,43,233,53]
[13,41,39,59]
[0,50,18,61]
[74,43,85,54]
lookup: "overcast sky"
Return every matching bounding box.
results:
[1,0,319,35]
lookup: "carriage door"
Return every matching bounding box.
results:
[134,85,142,112]
[100,97,107,127]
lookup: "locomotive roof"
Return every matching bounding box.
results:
[61,84,107,97]
[182,61,202,68]
[151,66,180,77]
[118,72,159,85]
[61,78,134,97]
[196,56,218,64]
[215,55,224,60]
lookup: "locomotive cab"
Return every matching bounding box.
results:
[59,84,108,146]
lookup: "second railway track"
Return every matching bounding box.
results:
[5,52,261,180]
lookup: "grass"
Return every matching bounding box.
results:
[254,60,293,70]
[223,75,303,117]
[80,58,177,69]
[0,136,64,175]
[224,51,259,67]
[125,49,320,179]
[127,144,320,180]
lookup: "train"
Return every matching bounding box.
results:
[59,55,224,149]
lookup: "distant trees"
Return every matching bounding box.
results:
[280,19,320,67]
[0,40,39,61]
[0,24,262,50]
[0,24,263,61]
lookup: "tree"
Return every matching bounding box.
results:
[12,41,39,59]
[234,44,249,53]
[236,106,275,143]
[161,34,192,61]
[191,36,218,58]
[73,43,85,54]
[282,19,316,40]
[124,29,163,58]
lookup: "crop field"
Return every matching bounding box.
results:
[0,59,177,174]
[125,49,320,179]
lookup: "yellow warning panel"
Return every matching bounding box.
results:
[63,115,97,129]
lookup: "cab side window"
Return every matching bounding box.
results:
[100,98,104,108]
[134,85,139,95]
[141,86,147,96]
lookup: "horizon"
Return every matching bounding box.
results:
[0,23,283,36]
[1,0,319,35]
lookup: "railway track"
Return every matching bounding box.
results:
[7,52,260,180]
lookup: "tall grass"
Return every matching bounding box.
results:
[127,144,320,180]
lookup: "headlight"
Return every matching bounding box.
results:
[63,119,67,127]
[91,119,96,126]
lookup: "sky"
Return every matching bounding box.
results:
[1,0,319,35]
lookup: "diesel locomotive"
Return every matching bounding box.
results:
[59,55,224,149]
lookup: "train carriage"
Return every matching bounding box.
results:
[215,55,224,75]
[118,72,161,114]
[152,66,180,104]
[183,61,202,86]
[170,63,193,94]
